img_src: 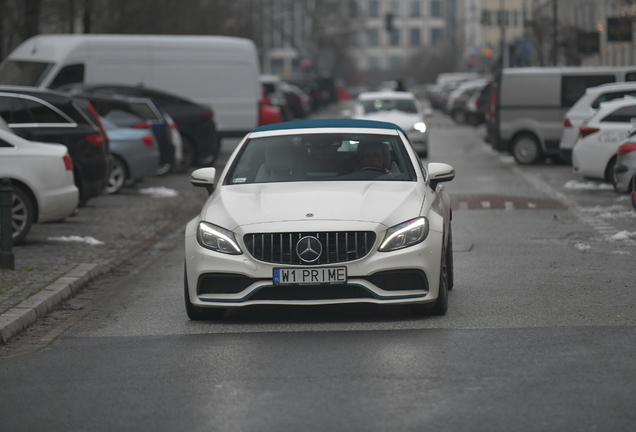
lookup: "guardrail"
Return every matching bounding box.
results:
[1,177,15,270]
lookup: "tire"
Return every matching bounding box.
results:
[511,133,542,165]
[156,162,171,176]
[174,136,195,173]
[605,156,618,191]
[184,266,226,320]
[107,155,127,194]
[9,185,34,245]
[451,109,466,124]
[446,223,454,291]
[429,235,449,316]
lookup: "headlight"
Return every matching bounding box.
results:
[197,222,242,255]
[379,217,429,252]
[413,122,427,133]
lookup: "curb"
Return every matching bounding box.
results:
[0,263,102,344]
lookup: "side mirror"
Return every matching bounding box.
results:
[341,109,352,118]
[191,167,217,195]
[428,162,455,190]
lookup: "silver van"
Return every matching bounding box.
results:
[487,67,636,164]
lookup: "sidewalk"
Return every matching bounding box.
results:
[0,172,208,343]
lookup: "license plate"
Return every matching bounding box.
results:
[273,267,347,286]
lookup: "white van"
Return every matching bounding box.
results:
[0,34,261,138]
[487,66,636,164]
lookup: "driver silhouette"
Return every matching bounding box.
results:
[357,141,391,174]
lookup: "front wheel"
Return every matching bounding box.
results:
[184,266,226,320]
[511,134,542,165]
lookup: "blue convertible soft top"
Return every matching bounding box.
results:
[251,118,406,134]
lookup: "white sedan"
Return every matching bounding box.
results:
[184,119,455,320]
[348,91,430,158]
[0,127,79,244]
[572,98,636,185]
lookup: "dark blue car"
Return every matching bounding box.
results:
[73,93,176,174]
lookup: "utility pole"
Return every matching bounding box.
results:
[499,0,506,68]
[552,0,558,66]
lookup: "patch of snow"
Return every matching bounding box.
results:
[564,180,614,190]
[499,156,515,164]
[579,205,627,213]
[574,243,591,252]
[48,236,104,245]
[610,231,636,241]
[138,187,178,198]
[616,195,630,202]
[598,211,636,219]
[611,250,632,255]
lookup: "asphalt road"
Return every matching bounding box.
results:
[0,108,635,431]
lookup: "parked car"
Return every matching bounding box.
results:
[0,128,78,244]
[487,66,636,164]
[184,118,455,320]
[613,131,636,195]
[559,82,636,164]
[348,91,430,157]
[445,79,489,123]
[100,117,159,194]
[0,86,109,205]
[62,84,218,168]
[77,93,175,175]
[260,74,291,121]
[465,81,493,126]
[281,82,311,119]
[572,97,636,184]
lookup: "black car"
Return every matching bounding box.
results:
[0,86,109,204]
[61,84,219,168]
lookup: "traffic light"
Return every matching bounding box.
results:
[385,12,394,32]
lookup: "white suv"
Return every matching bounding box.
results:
[560,82,636,164]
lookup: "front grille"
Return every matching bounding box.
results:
[247,285,375,301]
[243,231,376,265]
[197,273,256,295]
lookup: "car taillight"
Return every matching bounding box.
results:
[563,117,572,127]
[579,125,600,138]
[85,101,108,147]
[132,121,152,129]
[141,135,154,148]
[63,154,73,170]
[85,133,104,148]
[203,109,213,119]
[618,141,636,155]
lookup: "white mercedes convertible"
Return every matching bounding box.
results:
[184,119,455,319]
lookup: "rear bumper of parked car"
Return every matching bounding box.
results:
[37,183,79,222]
[184,220,443,308]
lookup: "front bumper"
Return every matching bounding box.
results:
[185,220,443,308]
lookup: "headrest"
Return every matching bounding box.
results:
[265,142,297,173]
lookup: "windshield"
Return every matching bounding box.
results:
[226,133,415,185]
[360,99,418,114]
[0,60,54,86]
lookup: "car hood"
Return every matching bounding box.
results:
[355,111,423,131]
[203,181,425,230]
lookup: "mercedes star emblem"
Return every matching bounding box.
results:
[296,236,322,263]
